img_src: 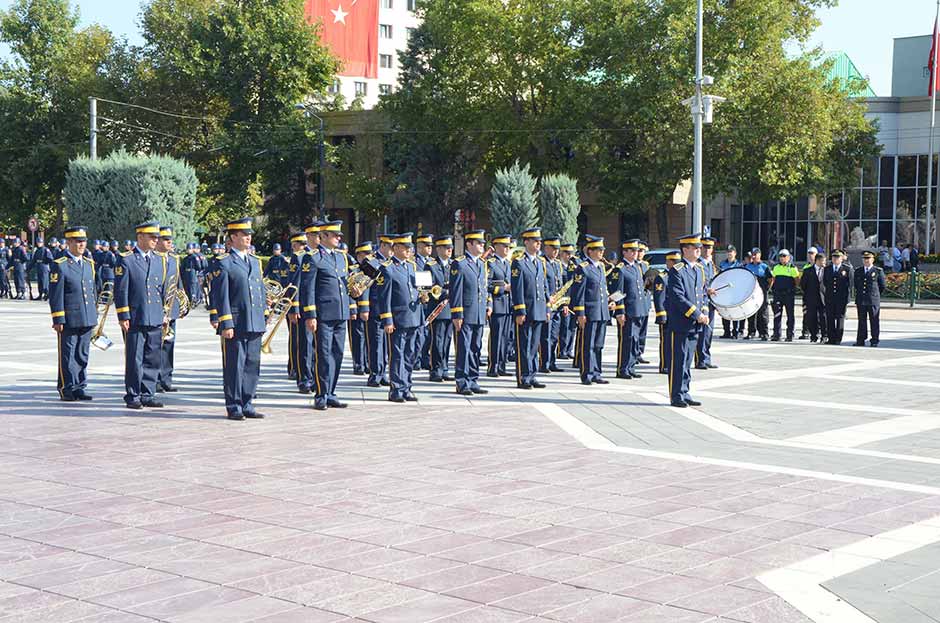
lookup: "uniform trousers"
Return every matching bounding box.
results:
[579,321,606,382]
[455,322,484,392]
[0,268,8,296]
[123,325,162,406]
[368,316,389,384]
[36,266,50,298]
[668,328,699,404]
[287,320,299,378]
[487,314,510,374]
[826,304,847,344]
[617,316,643,376]
[12,265,26,297]
[387,326,417,399]
[295,322,315,390]
[721,318,744,337]
[747,296,770,337]
[539,311,561,372]
[414,324,428,370]
[515,320,543,386]
[804,301,826,340]
[57,326,93,398]
[349,317,366,374]
[222,332,262,416]
[428,319,453,381]
[856,304,880,344]
[772,293,796,339]
[637,314,650,356]
[558,312,575,358]
[158,320,176,389]
[695,308,715,366]
[658,324,671,374]
[314,319,345,403]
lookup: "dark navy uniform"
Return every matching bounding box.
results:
[349,242,372,375]
[539,240,564,374]
[265,247,291,288]
[427,239,454,382]
[376,244,421,402]
[301,222,352,410]
[413,235,434,371]
[11,240,28,299]
[450,234,490,394]
[290,228,318,392]
[611,245,646,379]
[854,255,884,346]
[652,265,671,374]
[824,254,853,345]
[49,228,97,401]
[114,223,168,408]
[636,246,653,361]
[486,242,513,376]
[557,247,578,359]
[665,237,708,407]
[0,242,9,298]
[30,241,54,300]
[157,237,181,392]
[570,240,610,384]
[367,241,392,386]
[694,245,717,367]
[181,245,201,305]
[800,261,827,342]
[511,232,548,389]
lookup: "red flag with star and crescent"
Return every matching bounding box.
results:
[930,16,940,97]
[305,0,379,79]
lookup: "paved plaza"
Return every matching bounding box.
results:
[2,300,940,622]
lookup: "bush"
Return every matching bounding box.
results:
[539,173,580,244]
[64,150,199,244]
[490,160,538,237]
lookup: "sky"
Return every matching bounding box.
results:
[0,0,936,97]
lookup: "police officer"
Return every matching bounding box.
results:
[824,250,853,345]
[636,241,653,364]
[611,239,645,379]
[11,237,28,299]
[114,221,168,410]
[302,220,352,410]
[557,243,577,359]
[655,251,680,374]
[210,218,267,420]
[289,222,321,393]
[156,227,181,393]
[265,243,291,288]
[665,234,712,408]
[349,241,373,375]
[511,228,548,390]
[30,237,54,300]
[486,234,513,377]
[123,240,134,254]
[427,235,455,383]
[414,234,434,371]
[718,246,743,339]
[540,236,565,374]
[367,235,394,387]
[800,251,827,343]
[450,230,491,395]
[854,250,884,347]
[377,233,422,403]
[744,248,772,340]
[0,238,9,298]
[770,249,800,342]
[694,237,718,369]
[571,235,610,385]
[49,226,97,401]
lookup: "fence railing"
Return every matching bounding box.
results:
[884,269,940,306]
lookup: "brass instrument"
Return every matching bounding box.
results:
[264,278,284,306]
[548,279,574,310]
[261,284,297,355]
[418,284,443,304]
[162,275,179,342]
[91,282,115,351]
[347,270,374,298]
[176,287,192,319]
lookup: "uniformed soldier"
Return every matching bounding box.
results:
[98,239,116,296]
[289,222,321,393]
[510,228,548,389]
[376,233,422,402]
[557,243,577,359]
[665,233,712,408]
[91,240,105,294]
[210,217,268,420]
[49,226,97,401]
[770,249,801,342]
[694,237,718,368]
[367,235,394,387]
[114,221,168,410]
[636,241,653,364]
[30,237,54,300]
[283,234,307,380]
[156,227,181,393]
[427,235,455,383]
[123,240,134,254]
[10,237,28,299]
[181,243,201,306]
[349,241,373,375]
[570,235,611,385]
[0,238,9,298]
[414,234,434,371]
[302,220,352,411]
[486,234,513,377]
[450,229,491,395]
[611,239,646,379]
[824,250,853,345]
[539,236,565,374]
[854,250,884,347]
[655,251,679,374]
[265,243,291,288]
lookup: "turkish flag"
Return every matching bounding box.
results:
[305,0,378,79]
[930,17,940,96]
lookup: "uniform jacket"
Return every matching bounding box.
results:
[11,246,28,266]
[510,254,548,320]
[744,261,773,291]
[450,254,489,325]
[610,260,646,318]
[265,254,291,286]
[210,251,267,335]
[114,248,167,327]
[544,256,564,303]
[665,260,707,334]
[30,246,54,274]
[854,265,885,307]
[0,246,8,268]
[301,248,353,322]
[570,260,611,322]
[368,251,390,317]
[770,262,801,295]
[652,271,667,323]
[487,256,512,316]
[823,263,853,312]
[428,256,453,321]
[288,248,310,313]
[181,253,200,284]
[376,257,421,329]
[49,253,97,329]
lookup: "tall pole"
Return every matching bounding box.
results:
[318,116,326,219]
[930,0,939,255]
[89,97,97,160]
[692,0,704,234]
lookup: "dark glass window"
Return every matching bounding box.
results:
[797,198,809,220]
[879,156,895,188]
[742,203,756,221]
[862,189,878,220]
[861,157,878,187]
[895,188,916,220]
[898,156,917,187]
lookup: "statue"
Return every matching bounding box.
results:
[848,226,872,249]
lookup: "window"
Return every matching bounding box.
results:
[380,54,393,69]
[381,0,393,7]
[327,79,341,94]
[709,219,722,243]
[407,0,418,10]
[380,24,392,39]
[406,27,415,40]
[354,81,368,96]
[379,84,392,95]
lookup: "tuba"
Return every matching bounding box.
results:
[91,282,115,351]
[261,284,297,355]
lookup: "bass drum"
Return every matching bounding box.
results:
[708,267,763,321]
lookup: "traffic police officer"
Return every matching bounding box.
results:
[428,235,455,383]
[655,251,679,374]
[511,228,548,389]
[11,237,28,299]
[854,250,884,347]
[377,233,421,403]
[824,249,853,345]
[611,239,645,379]
[265,243,291,288]
[31,237,54,300]
[540,236,565,374]
[49,226,97,401]
[156,227,181,393]
[665,234,711,408]
[450,230,491,395]
[302,220,351,410]
[770,249,801,342]
[367,235,394,387]
[486,234,513,377]
[414,234,434,371]
[349,241,373,375]
[114,221,168,410]
[210,217,267,420]
[570,235,610,385]
[694,237,718,368]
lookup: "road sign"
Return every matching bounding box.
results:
[26,218,38,233]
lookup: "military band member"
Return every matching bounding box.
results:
[486,235,513,377]
[49,226,97,401]
[289,223,321,393]
[511,228,548,389]
[99,239,116,296]
[570,235,610,385]
[348,242,372,375]
[694,237,718,368]
[301,220,351,410]
[611,239,645,379]
[29,237,53,300]
[414,234,434,371]
[367,235,394,387]
[284,234,307,380]
[557,243,577,359]
[427,235,455,383]
[656,252,679,374]
[156,227,181,393]
[210,218,267,420]
[0,238,9,298]
[854,250,884,347]
[539,237,565,374]
[265,243,291,288]
[377,233,421,402]
[451,230,491,395]
[824,250,853,345]
[114,221,168,410]
[636,241,653,364]
[665,234,712,408]
[11,237,28,299]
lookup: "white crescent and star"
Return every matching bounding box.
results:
[331,4,349,24]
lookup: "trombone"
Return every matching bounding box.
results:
[261,284,297,355]
[91,282,115,351]
[264,278,284,306]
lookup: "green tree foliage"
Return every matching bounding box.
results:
[539,173,580,244]
[64,150,198,244]
[490,161,538,236]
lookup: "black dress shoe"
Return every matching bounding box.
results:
[549,366,564,372]
[870,342,879,347]
[719,334,731,340]
[353,369,365,376]
[517,384,532,390]
[471,388,489,395]
[785,337,793,342]
[853,342,865,347]
[760,336,769,342]
[685,399,702,406]
[498,371,512,377]
[539,368,550,374]
[61,395,78,402]
[457,389,474,396]
[628,372,642,379]
[810,337,818,343]
[244,412,265,419]
[770,336,780,342]
[160,385,178,393]
[531,382,546,389]
[366,381,382,387]
[389,396,406,403]
[638,358,650,364]
[405,394,419,402]
[380,380,391,386]
[442,375,454,381]
[313,402,327,411]
[695,365,709,370]
[126,403,143,410]
[798,334,809,340]
[594,379,610,385]
[298,386,312,394]
[288,373,298,381]
[328,399,348,408]
[706,364,718,369]
[74,393,93,401]
[670,401,688,408]
[227,413,245,420]
[142,401,164,408]
[428,377,444,383]
[616,374,632,380]
[486,372,499,378]
[581,380,593,385]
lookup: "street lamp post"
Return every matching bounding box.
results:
[295,103,326,219]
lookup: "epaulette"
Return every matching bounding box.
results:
[580,261,589,268]
[218,253,230,260]
[120,251,132,257]
[674,262,685,270]
[455,255,466,262]
[426,258,438,266]
[54,256,67,264]
[382,258,393,267]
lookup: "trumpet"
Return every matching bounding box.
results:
[261,284,297,355]
[418,284,443,304]
[91,282,115,351]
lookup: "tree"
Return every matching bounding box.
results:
[539,173,580,244]
[490,160,538,236]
